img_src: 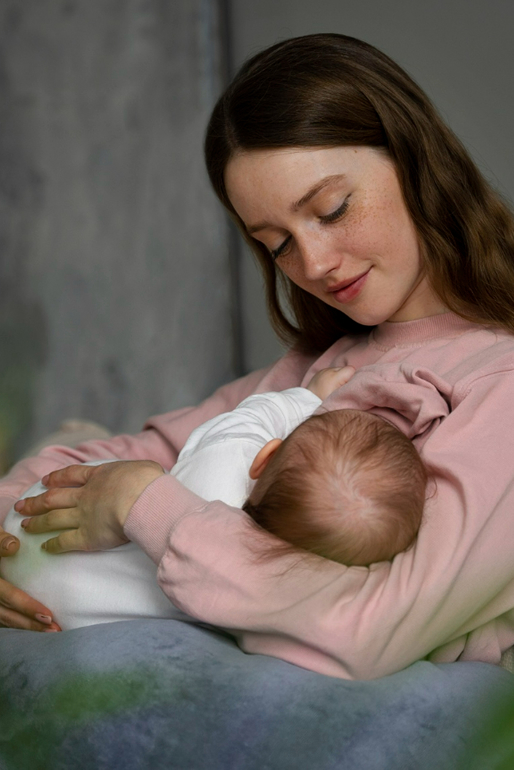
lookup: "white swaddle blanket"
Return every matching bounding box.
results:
[0,461,189,629]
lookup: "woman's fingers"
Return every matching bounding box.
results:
[20,508,80,535]
[13,465,98,516]
[15,486,82,517]
[42,464,96,489]
[0,605,60,632]
[0,577,62,632]
[0,526,20,556]
[42,529,89,555]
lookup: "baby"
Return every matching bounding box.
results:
[244,406,426,566]
[1,367,428,629]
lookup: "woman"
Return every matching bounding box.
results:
[1,33,514,679]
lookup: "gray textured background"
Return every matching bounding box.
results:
[1,0,513,469]
[0,0,236,468]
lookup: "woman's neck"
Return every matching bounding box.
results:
[372,312,481,347]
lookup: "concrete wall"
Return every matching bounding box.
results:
[0,0,235,468]
[228,0,514,371]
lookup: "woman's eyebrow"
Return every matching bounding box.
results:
[246,174,346,235]
[292,174,346,211]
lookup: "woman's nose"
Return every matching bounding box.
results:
[298,235,342,281]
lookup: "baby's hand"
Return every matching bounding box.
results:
[306,366,355,400]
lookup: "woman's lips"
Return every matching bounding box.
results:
[328,269,371,304]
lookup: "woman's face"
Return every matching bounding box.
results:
[225,146,446,325]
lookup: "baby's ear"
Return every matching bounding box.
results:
[249,438,283,480]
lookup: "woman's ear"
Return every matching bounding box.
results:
[249,438,283,480]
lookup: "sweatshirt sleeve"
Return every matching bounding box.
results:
[125,368,514,679]
[0,365,273,527]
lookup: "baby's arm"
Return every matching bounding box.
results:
[177,365,355,463]
[171,389,323,500]
[306,366,355,401]
[171,369,353,509]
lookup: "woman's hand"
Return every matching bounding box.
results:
[0,527,19,558]
[0,527,61,631]
[13,460,165,554]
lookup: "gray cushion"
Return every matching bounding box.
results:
[0,619,512,770]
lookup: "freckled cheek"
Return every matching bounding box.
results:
[274,257,300,284]
[355,211,414,265]
[339,222,383,260]
[280,262,308,288]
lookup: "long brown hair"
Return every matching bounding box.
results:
[204,33,514,353]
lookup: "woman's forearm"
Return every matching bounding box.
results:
[0,360,282,527]
[0,427,181,527]
[127,475,514,679]
[125,372,514,679]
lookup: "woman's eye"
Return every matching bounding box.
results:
[266,196,350,261]
[320,196,350,224]
[270,235,292,261]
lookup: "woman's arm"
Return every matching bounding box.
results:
[0,364,277,528]
[123,369,514,679]
[16,359,514,673]
[0,428,179,526]
[0,363,287,630]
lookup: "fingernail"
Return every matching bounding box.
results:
[20,519,29,529]
[2,537,17,552]
[14,500,25,512]
[35,613,53,625]
[41,541,47,551]
[43,627,60,633]
[41,475,49,486]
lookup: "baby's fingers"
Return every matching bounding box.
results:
[307,366,355,399]
[331,365,356,386]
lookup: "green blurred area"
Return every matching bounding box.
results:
[456,683,514,769]
[0,667,165,770]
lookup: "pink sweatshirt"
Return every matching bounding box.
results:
[3,312,514,680]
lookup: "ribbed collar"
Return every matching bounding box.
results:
[371,312,483,348]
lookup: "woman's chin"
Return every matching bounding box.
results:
[336,305,393,327]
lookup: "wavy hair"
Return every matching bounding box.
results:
[205,33,514,352]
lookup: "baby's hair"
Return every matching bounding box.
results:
[243,409,428,566]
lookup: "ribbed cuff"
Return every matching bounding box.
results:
[124,474,208,564]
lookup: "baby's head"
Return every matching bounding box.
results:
[243,409,428,566]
